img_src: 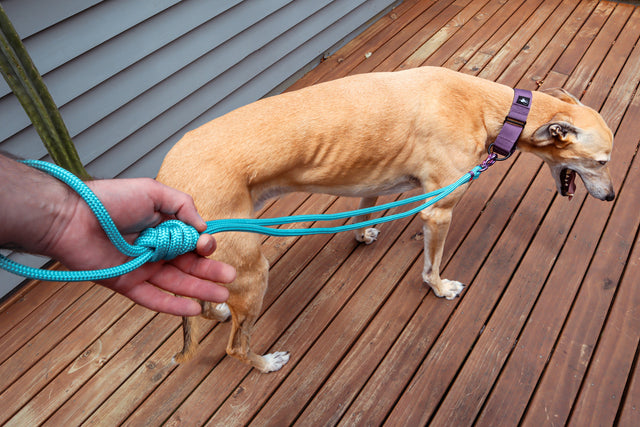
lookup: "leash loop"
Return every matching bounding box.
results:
[0,160,201,282]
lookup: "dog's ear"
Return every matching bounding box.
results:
[532,121,579,148]
[541,88,583,105]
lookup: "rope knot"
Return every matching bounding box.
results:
[134,220,200,262]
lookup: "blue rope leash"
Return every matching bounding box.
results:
[0,159,486,282]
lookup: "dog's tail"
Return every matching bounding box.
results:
[173,316,198,364]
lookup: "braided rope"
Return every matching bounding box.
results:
[0,160,484,282]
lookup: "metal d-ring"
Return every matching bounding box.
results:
[487,143,514,161]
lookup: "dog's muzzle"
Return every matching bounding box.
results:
[560,168,577,199]
[560,167,615,201]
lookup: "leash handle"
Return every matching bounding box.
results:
[0,160,483,282]
[0,160,200,282]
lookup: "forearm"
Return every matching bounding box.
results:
[0,154,79,255]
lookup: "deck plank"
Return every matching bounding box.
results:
[1,1,639,425]
[516,59,640,427]
[10,304,157,426]
[453,7,640,426]
[355,0,466,73]
[44,311,178,426]
[215,210,422,426]
[527,104,640,427]
[0,281,91,364]
[227,1,550,422]
[0,290,130,425]
[521,0,600,89]
[398,0,494,69]
[619,352,640,426]
[494,0,585,86]
[553,1,618,78]
[379,2,593,423]
[0,284,111,393]
[0,279,65,338]
[457,0,548,75]
[428,0,527,69]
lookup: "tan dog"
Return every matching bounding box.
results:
[157,66,614,373]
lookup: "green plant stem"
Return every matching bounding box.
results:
[0,4,91,179]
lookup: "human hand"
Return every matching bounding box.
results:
[0,155,234,316]
[51,178,235,316]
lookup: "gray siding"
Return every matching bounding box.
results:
[0,0,400,297]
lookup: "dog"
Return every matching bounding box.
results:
[156,66,615,373]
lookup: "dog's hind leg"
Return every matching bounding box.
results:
[201,301,231,322]
[353,196,380,244]
[420,204,465,300]
[173,302,230,364]
[174,316,199,363]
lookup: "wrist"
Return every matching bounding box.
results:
[0,156,81,256]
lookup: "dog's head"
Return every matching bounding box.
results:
[521,88,615,202]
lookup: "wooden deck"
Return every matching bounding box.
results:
[1,0,639,425]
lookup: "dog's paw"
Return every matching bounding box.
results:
[261,351,290,373]
[172,350,192,365]
[356,228,380,244]
[212,303,231,322]
[432,279,465,300]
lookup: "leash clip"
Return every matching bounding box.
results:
[468,152,498,180]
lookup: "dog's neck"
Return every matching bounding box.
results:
[482,87,575,154]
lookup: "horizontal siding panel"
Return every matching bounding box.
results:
[124,4,373,179]
[0,0,182,97]
[79,0,333,172]
[0,0,240,142]
[0,0,100,39]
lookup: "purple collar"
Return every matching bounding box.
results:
[490,88,532,158]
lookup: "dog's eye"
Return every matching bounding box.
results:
[598,160,608,166]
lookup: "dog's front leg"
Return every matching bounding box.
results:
[225,251,290,373]
[226,300,290,373]
[353,196,380,244]
[420,205,464,300]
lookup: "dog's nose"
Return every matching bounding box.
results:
[605,191,615,202]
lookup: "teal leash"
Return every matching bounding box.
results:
[0,159,489,282]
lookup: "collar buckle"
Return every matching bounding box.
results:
[503,116,526,128]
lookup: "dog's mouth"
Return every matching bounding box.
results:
[560,168,577,200]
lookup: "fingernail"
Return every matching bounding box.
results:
[224,264,236,282]
[197,235,214,254]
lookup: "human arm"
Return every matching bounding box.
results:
[0,154,234,316]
